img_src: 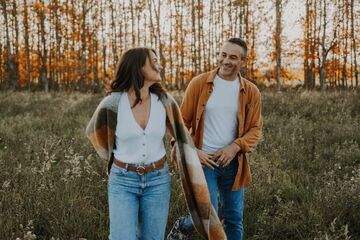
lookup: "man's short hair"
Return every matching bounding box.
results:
[227,38,248,59]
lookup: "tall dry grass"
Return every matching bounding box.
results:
[0,90,359,239]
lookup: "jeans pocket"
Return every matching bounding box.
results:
[110,164,128,177]
[155,163,169,176]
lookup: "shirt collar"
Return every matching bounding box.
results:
[206,68,246,92]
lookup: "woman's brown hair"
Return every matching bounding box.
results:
[109,47,166,107]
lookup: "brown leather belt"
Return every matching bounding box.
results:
[113,156,166,175]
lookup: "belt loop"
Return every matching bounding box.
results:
[125,163,129,171]
[152,162,156,170]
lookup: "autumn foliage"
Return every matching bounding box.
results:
[0,0,358,92]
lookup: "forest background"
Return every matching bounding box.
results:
[0,0,359,91]
[0,0,359,239]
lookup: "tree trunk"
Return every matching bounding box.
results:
[1,0,15,88]
[54,0,61,90]
[197,0,204,73]
[179,0,185,88]
[208,0,213,71]
[275,0,282,92]
[304,0,310,88]
[191,0,197,76]
[0,42,3,87]
[342,0,349,88]
[11,0,20,88]
[93,37,99,92]
[110,0,118,67]
[23,0,31,91]
[137,7,140,47]
[80,0,89,91]
[151,0,165,81]
[250,7,257,80]
[130,0,135,46]
[245,0,249,42]
[100,0,107,82]
[48,3,54,90]
[350,0,358,87]
[123,0,128,49]
[39,0,48,92]
[167,0,173,88]
[310,0,317,89]
[319,0,327,92]
[148,0,154,47]
[228,0,233,37]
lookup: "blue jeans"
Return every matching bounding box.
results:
[179,160,244,240]
[108,162,171,240]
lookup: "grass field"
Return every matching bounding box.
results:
[0,90,359,240]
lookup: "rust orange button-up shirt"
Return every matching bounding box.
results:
[180,68,263,191]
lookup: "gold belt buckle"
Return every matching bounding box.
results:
[136,166,146,175]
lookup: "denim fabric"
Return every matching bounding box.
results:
[108,162,171,240]
[179,160,244,240]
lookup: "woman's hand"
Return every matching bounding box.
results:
[196,149,218,169]
[171,145,178,169]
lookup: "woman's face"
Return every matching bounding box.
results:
[142,51,163,84]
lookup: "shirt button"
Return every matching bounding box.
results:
[142,143,146,146]
[142,154,146,157]
[143,132,146,135]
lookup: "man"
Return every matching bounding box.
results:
[167,38,263,240]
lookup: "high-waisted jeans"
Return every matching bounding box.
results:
[108,162,171,240]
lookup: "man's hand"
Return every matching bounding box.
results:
[213,143,241,167]
[196,149,218,169]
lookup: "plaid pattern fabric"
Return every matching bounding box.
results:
[86,92,226,240]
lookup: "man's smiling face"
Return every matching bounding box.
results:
[217,42,247,80]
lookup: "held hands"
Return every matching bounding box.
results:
[196,149,218,169]
[172,145,219,170]
[196,143,241,169]
[172,142,241,170]
[212,143,241,168]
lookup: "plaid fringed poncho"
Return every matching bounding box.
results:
[85,92,226,240]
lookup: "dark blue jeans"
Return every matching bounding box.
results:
[179,160,244,240]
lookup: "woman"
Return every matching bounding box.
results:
[86,47,169,239]
[86,47,226,240]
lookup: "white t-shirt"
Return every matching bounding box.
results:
[202,75,240,153]
[113,92,166,164]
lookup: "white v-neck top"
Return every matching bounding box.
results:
[113,93,166,164]
[202,75,240,153]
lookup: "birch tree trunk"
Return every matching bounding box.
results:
[275,0,282,91]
